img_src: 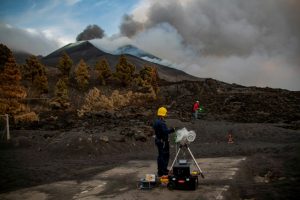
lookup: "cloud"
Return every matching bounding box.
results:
[0,23,61,56]
[76,25,105,41]
[132,23,196,66]
[64,0,82,6]
[2,0,83,46]
[187,53,300,91]
[119,14,143,38]
[89,36,131,53]
[118,0,300,90]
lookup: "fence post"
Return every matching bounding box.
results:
[5,114,10,140]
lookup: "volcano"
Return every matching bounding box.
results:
[42,41,200,82]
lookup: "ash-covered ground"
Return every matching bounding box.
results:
[1,80,300,199]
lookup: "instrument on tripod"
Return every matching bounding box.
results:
[168,128,204,190]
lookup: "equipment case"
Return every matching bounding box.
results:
[168,163,198,190]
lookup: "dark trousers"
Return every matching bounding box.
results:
[155,139,170,176]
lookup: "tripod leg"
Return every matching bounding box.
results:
[170,147,181,170]
[187,147,205,178]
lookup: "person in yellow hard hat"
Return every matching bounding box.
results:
[153,107,175,176]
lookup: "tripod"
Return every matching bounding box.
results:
[170,144,205,178]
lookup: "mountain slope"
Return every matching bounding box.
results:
[42,41,107,67]
[12,51,34,64]
[113,44,161,61]
[42,41,200,82]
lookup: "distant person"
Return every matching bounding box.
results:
[153,107,175,177]
[193,100,200,119]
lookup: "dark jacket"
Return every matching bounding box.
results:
[153,118,174,141]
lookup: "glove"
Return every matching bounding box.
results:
[170,127,176,133]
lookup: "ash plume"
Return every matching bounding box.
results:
[119,0,300,90]
[76,24,105,41]
[120,14,143,38]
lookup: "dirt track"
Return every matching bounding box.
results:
[0,157,246,200]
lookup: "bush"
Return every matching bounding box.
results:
[14,112,39,123]
[78,87,157,117]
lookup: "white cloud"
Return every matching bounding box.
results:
[132,23,196,66]
[5,0,82,46]
[0,23,61,55]
[41,27,73,46]
[131,0,151,22]
[65,0,82,6]
[89,36,132,53]
[188,53,300,91]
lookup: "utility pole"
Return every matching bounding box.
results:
[6,114,10,140]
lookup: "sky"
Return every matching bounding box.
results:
[0,0,299,91]
[0,0,137,49]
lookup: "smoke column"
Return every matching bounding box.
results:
[118,0,300,90]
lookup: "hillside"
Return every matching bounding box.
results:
[42,41,200,82]
[12,51,33,64]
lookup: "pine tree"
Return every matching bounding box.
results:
[139,66,159,94]
[150,67,159,94]
[140,66,152,83]
[58,52,73,77]
[54,78,69,101]
[75,59,90,90]
[33,74,48,94]
[22,55,48,94]
[95,57,111,85]
[50,78,69,109]
[0,52,27,115]
[114,55,135,86]
[0,43,12,71]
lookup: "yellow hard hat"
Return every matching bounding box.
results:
[157,107,167,117]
